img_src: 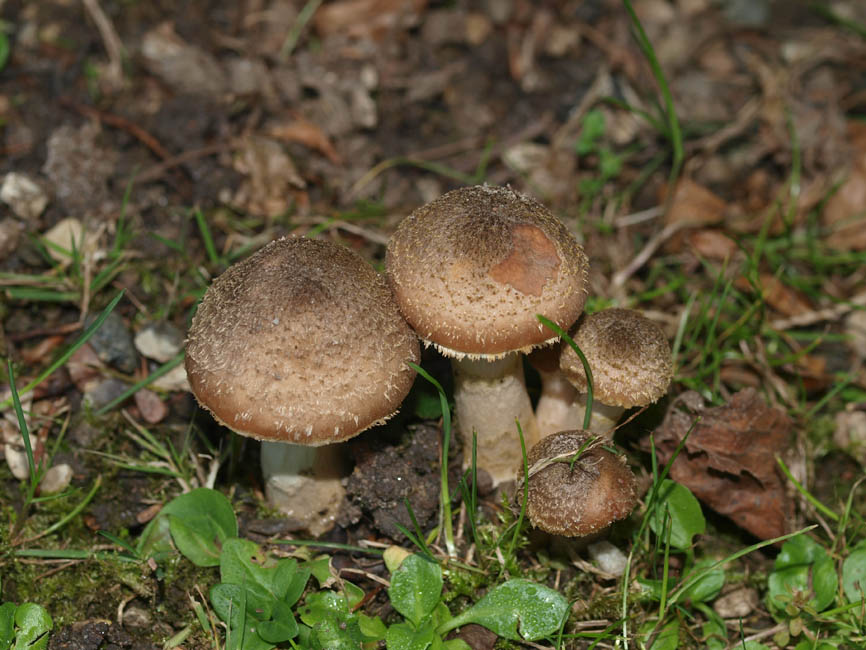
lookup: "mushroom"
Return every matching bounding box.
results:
[185,237,420,535]
[527,344,583,437]
[520,429,638,575]
[386,185,589,485]
[559,308,673,435]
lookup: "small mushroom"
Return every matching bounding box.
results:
[185,237,420,535]
[521,429,637,537]
[560,308,673,435]
[386,185,589,484]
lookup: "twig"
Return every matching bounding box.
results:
[82,0,125,86]
[611,221,688,289]
[769,290,866,330]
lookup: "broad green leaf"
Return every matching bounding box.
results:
[648,619,679,650]
[166,488,238,566]
[255,601,298,644]
[219,538,310,612]
[385,622,435,650]
[299,590,381,650]
[438,579,567,642]
[11,604,52,650]
[682,559,725,604]
[358,614,387,640]
[842,547,866,604]
[443,640,472,650]
[388,554,442,627]
[209,584,272,650]
[768,535,837,615]
[0,603,17,650]
[649,480,705,550]
[138,488,237,564]
[301,556,333,587]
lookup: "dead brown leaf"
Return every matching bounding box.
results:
[733,273,813,318]
[314,0,427,41]
[651,388,794,540]
[662,178,727,252]
[267,116,342,165]
[686,229,738,261]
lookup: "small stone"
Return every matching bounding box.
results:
[40,463,73,494]
[134,388,168,424]
[151,363,190,392]
[85,311,139,374]
[41,217,101,267]
[141,22,227,96]
[0,172,48,220]
[588,540,628,576]
[714,587,759,618]
[0,217,23,262]
[84,378,129,411]
[134,322,184,363]
[122,605,153,629]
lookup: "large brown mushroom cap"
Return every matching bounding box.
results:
[185,237,420,445]
[523,430,637,537]
[560,308,673,408]
[385,185,589,358]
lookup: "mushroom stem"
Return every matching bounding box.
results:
[452,353,539,485]
[535,368,583,437]
[573,394,625,435]
[260,441,348,537]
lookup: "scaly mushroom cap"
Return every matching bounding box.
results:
[560,308,673,408]
[385,185,589,358]
[523,430,637,537]
[185,237,420,445]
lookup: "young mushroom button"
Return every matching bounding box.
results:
[185,236,420,536]
[521,429,638,538]
[385,185,589,486]
[560,308,673,435]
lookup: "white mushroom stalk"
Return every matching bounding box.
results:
[527,344,584,438]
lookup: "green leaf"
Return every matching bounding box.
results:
[165,488,238,566]
[209,584,273,650]
[219,539,310,612]
[438,579,567,642]
[299,590,380,650]
[0,603,17,650]
[387,554,443,627]
[386,622,435,650]
[11,604,52,650]
[301,557,333,587]
[649,480,706,550]
[682,558,725,604]
[358,614,387,640]
[699,608,727,650]
[842,547,866,604]
[648,619,679,650]
[576,109,605,155]
[138,488,237,564]
[768,535,837,615]
[255,601,298,644]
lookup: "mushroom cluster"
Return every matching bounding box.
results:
[185,184,674,543]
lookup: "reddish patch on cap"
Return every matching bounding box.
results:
[488,224,560,296]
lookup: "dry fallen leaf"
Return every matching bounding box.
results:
[651,388,795,540]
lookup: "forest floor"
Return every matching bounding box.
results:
[2,1,866,649]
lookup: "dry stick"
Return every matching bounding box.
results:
[769,290,866,330]
[611,220,689,289]
[82,0,125,86]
